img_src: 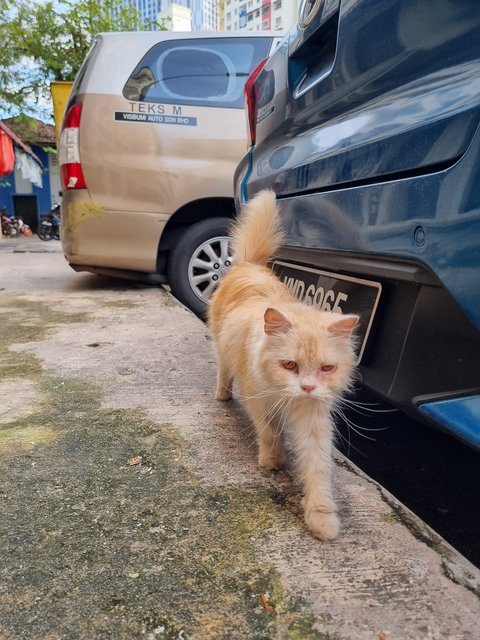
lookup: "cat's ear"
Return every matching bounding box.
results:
[264,308,292,335]
[328,315,359,337]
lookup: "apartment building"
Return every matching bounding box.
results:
[120,0,217,31]
[221,0,299,31]
[158,2,193,30]
[190,0,218,29]
[121,0,163,29]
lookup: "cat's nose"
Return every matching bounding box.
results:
[301,384,316,394]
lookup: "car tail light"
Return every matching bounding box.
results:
[245,58,267,146]
[59,103,87,189]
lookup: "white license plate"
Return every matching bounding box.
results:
[272,261,382,363]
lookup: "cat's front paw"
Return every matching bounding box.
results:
[258,453,284,471]
[304,509,339,541]
[215,387,232,401]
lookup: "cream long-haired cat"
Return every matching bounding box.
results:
[208,190,359,541]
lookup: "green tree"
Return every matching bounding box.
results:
[0,0,161,119]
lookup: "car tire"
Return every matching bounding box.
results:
[167,217,234,318]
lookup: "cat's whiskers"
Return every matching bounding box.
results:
[341,396,397,415]
[333,398,391,433]
[333,405,382,442]
[261,393,291,425]
[234,392,289,443]
[332,422,366,458]
[274,395,294,441]
[244,393,291,451]
[236,422,258,440]
[234,386,283,401]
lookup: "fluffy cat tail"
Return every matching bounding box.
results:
[230,190,284,265]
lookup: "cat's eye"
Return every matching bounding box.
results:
[281,360,298,373]
[321,364,337,373]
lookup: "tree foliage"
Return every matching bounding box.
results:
[0,0,160,119]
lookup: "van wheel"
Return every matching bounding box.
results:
[167,217,234,318]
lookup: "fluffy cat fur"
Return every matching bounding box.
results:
[208,190,359,541]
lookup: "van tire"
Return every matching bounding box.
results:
[167,217,233,318]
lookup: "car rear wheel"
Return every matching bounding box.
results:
[167,217,234,318]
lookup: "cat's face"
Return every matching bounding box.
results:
[259,307,358,402]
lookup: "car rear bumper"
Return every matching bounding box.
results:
[274,246,480,448]
[61,191,167,273]
[418,394,480,450]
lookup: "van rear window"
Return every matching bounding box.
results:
[123,37,271,109]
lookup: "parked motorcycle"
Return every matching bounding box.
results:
[1,210,18,237]
[13,216,33,237]
[38,204,60,241]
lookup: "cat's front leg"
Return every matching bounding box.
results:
[303,495,339,542]
[291,416,339,541]
[244,397,285,470]
[214,361,233,401]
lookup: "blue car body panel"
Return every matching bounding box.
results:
[236,0,480,448]
[419,395,480,451]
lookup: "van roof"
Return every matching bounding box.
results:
[97,30,284,40]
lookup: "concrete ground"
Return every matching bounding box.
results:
[1,236,479,640]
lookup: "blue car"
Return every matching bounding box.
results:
[235,0,480,449]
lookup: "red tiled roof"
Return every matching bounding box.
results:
[3,116,56,147]
[0,121,43,167]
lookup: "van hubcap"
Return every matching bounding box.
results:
[188,236,233,303]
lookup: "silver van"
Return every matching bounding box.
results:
[59,31,281,316]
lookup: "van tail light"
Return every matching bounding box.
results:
[59,103,87,190]
[245,58,267,146]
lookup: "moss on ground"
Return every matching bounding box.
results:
[0,378,325,639]
[0,294,327,639]
[98,300,139,309]
[0,295,89,382]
